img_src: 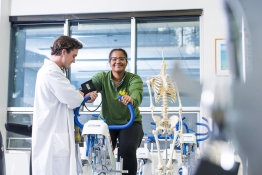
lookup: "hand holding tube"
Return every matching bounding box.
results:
[85,91,98,103]
[118,95,134,105]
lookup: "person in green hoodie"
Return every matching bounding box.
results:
[91,48,144,175]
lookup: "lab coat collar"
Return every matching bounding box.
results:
[44,58,65,76]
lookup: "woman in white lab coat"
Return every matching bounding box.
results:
[32,36,97,175]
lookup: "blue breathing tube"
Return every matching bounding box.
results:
[74,95,135,130]
[74,96,91,129]
[196,117,211,142]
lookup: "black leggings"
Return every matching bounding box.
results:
[109,122,144,175]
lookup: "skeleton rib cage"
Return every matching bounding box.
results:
[146,58,183,175]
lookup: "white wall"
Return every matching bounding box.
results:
[0,0,11,149]
[10,0,221,16]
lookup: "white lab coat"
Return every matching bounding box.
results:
[32,59,83,175]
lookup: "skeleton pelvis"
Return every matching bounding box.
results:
[152,116,167,128]
[152,115,161,125]
[169,115,179,129]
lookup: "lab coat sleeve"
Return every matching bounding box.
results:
[44,69,83,109]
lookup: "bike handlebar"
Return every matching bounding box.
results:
[74,95,135,130]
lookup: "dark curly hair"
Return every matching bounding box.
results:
[50,36,83,56]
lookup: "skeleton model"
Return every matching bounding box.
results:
[146,56,183,175]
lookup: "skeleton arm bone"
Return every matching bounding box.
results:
[173,81,183,133]
[146,78,156,117]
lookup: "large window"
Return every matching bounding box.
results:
[6,113,32,149]
[8,25,64,107]
[7,14,201,149]
[136,17,200,107]
[70,19,131,90]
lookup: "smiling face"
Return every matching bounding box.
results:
[61,49,78,69]
[109,50,128,73]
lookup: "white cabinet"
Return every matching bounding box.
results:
[5,151,30,175]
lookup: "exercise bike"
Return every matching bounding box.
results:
[74,95,135,175]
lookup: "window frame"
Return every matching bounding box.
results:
[7,10,203,150]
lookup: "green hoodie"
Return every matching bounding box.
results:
[92,71,143,125]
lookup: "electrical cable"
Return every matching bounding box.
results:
[82,92,102,112]
[83,101,102,112]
